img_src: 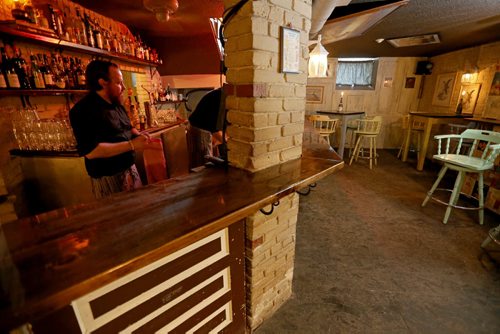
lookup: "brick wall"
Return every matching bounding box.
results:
[223,0,312,331]
[245,192,299,330]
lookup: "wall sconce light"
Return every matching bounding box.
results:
[461,62,478,84]
[461,70,478,84]
[308,34,329,78]
[143,0,179,22]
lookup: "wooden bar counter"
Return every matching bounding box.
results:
[0,123,343,332]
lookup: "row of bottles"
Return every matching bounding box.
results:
[126,95,149,131]
[10,0,161,64]
[151,84,184,104]
[0,42,87,90]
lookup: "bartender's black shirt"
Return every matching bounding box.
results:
[69,91,135,178]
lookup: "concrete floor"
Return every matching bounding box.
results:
[256,150,500,334]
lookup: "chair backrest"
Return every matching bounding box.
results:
[309,115,339,134]
[436,129,500,164]
[356,115,382,135]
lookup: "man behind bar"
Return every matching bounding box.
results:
[70,60,149,198]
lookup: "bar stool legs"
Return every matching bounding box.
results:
[349,135,378,170]
[422,167,486,225]
[481,225,500,248]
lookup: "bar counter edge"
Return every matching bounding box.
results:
[0,141,343,331]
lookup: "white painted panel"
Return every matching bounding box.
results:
[72,228,229,333]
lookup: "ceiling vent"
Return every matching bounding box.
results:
[386,33,440,48]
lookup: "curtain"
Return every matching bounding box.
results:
[336,61,374,86]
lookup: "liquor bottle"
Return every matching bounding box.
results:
[3,47,20,89]
[62,56,75,89]
[47,5,59,34]
[456,95,463,115]
[55,7,66,40]
[111,32,119,53]
[24,1,37,25]
[75,58,86,89]
[75,8,88,46]
[29,52,45,89]
[63,11,75,43]
[0,50,7,89]
[93,17,103,49]
[134,96,146,130]
[12,46,32,89]
[165,84,172,101]
[104,29,111,52]
[42,54,55,88]
[84,12,95,48]
[135,35,144,59]
[129,36,136,57]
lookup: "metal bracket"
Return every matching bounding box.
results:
[296,182,317,196]
[260,201,280,215]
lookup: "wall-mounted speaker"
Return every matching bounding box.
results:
[415,61,433,75]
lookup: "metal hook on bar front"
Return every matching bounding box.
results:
[296,182,318,196]
[260,201,280,215]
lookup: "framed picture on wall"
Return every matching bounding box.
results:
[405,77,416,88]
[306,86,324,104]
[432,73,456,107]
[280,26,300,73]
[483,71,500,119]
[458,83,481,114]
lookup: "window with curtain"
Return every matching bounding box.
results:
[336,58,378,89]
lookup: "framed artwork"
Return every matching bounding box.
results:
[280,26,300,73]
[432,73,456,107]
[383,77,393,87]
[306,86,324,104]
[458,83,481,114]
[405,77,416,88]
[483,71,500,119]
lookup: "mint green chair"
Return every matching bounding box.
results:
[422,129,500,225]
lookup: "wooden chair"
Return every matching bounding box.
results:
[397,114,425,160]
[309,115,339,147]
[349,116,382,169]
[422,129,500,225]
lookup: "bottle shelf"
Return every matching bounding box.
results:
[0,24,160,67]
[0,89,88,96]
[154,99,187,105]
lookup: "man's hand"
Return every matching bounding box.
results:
[131,134,149,151]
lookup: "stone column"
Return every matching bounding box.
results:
[223,0,312,330]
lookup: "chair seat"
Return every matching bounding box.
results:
[433,154,494,171]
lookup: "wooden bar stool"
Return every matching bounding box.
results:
[397,114,425,160]
[309,115,339,147]
[349,116,382,169]
[422,129,500,225]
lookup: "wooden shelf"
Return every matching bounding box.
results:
[0,24,160,67]
[154,99,187,105]
[9,149,78,157]
[0,89,88,96]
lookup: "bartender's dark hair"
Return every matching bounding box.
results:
[86,60,119,91]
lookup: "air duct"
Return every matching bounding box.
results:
[310,0,352,39]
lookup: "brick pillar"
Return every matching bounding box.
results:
[245,192,300,329]
[223,0,312,331]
